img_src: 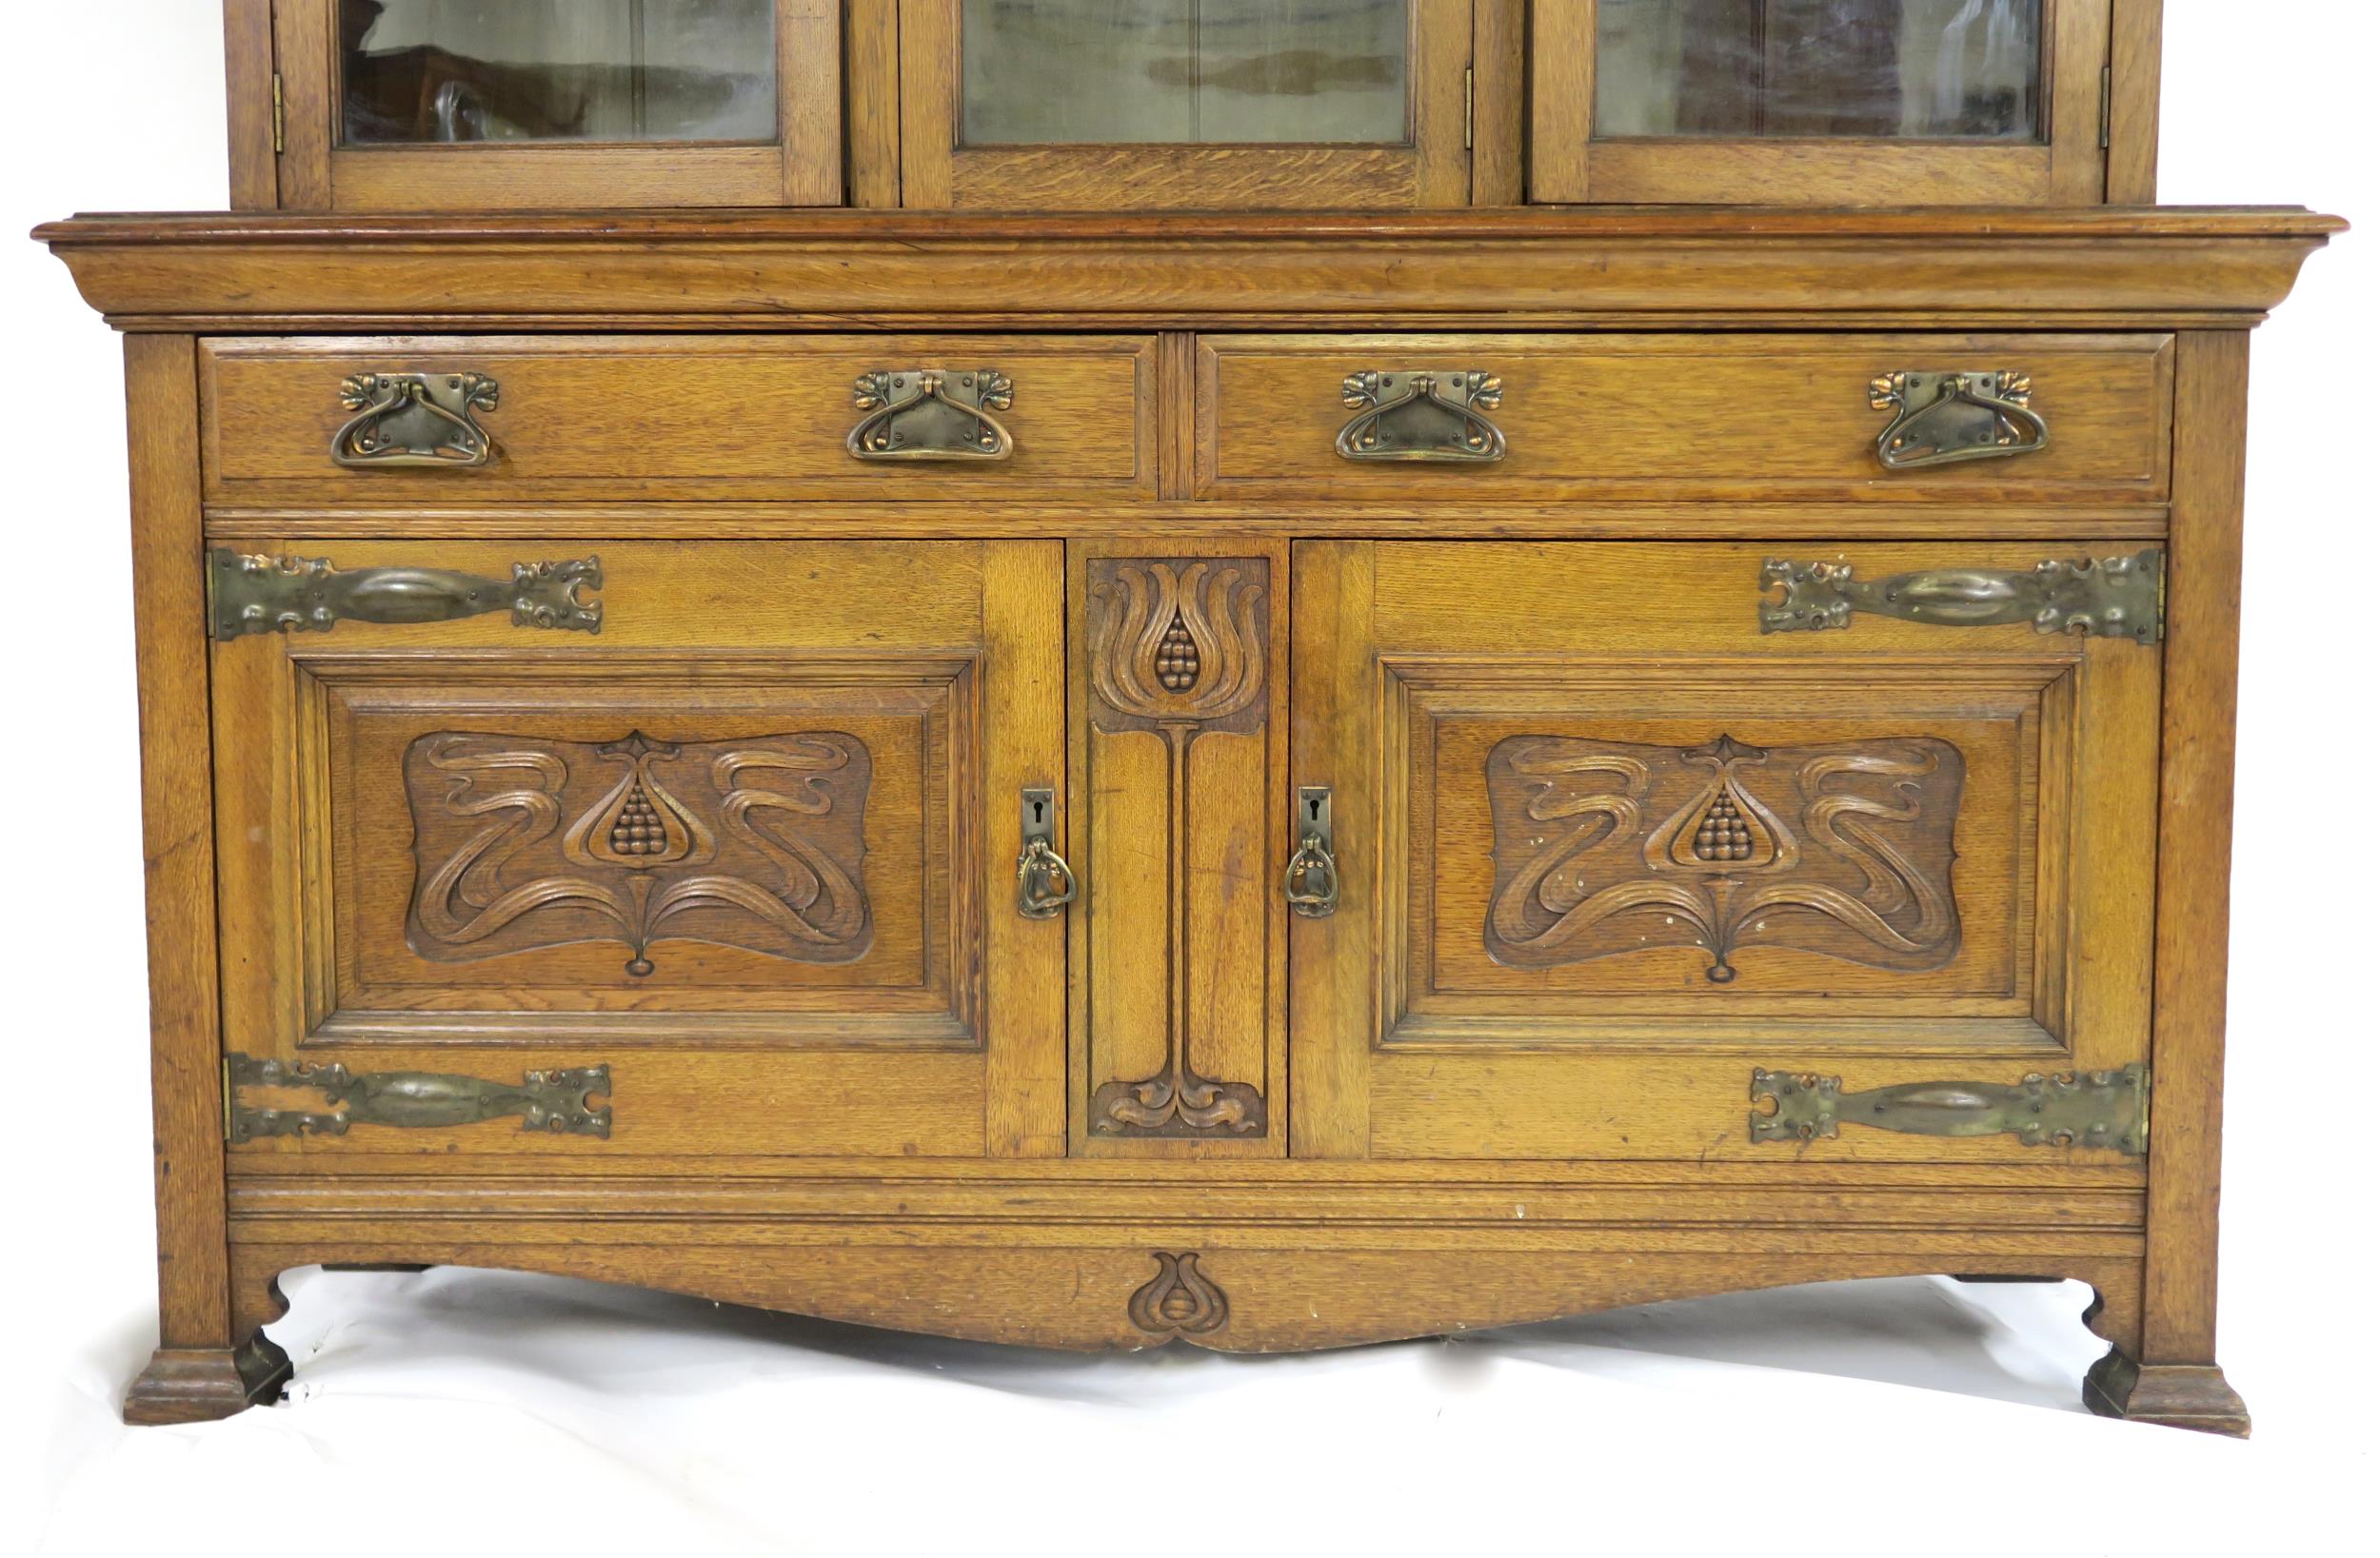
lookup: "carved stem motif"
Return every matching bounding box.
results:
[1486,733,1963,983]
[406,729,872,977]
[1086,560,1269,1138]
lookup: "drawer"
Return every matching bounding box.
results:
[200,335,1159,504]
[1201,334,2173,503]
[209,539,1067,1161]
[1291,539,2163,1163]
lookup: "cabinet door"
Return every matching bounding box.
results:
[900,0,1474,207]
[1292,541,2160,1162]
[213,541,1063,1159]
[1533,0,2111,204]
[270,0,841,209]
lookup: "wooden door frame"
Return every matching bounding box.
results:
[897,0,1473,209]
[268,0,843,211]
[1531,0,2116,205]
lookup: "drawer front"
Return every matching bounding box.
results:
[1202,334,2172,503]
[1291,540,2161,1164]
[201,336,1158,504]
[213,540,1065,1161]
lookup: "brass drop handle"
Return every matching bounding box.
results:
[850,368,1016,461]
[1870,369,2048,470]
[332,371,500,467]
[1016,786,1077,919]
[1284,785,1339,918]
[1336,369,1506,463]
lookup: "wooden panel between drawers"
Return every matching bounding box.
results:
[200,335,1158,504]
[1199,333,2173,503]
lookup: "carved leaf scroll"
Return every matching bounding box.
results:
[406,730,872,976]
[1485,733,1964,983]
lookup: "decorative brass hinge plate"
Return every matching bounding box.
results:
[1760,549,2163,644]
[1749,1063,2148,1154]
[208,548,604,639]
[224,1054,612,1143]
[271,72,285,156]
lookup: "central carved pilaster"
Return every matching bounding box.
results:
[1084,558,1271,1139]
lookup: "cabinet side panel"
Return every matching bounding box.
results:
[2144,329,2250,1364]
[2108,0,2165,204]
[125,334,233,1349]
[225,0,279,208]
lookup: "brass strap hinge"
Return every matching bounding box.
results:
[1463,67,1474,152]
[271,72,286,155]
[2099,65,2112,150]
[1751,1064,2149,1154]
[222,1053,613,1142]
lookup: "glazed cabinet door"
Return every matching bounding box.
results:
[212,540,1065,1160]
[1532,0,2112,204]
[268,0,842,209]
[898,0,1475,207]
[1292,540,2161,1162]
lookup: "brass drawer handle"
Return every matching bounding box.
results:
[1016,786,1077,918]
[1870,369,2048,470]
[1284,785,1339,918]
[1337,369,1506,463]
[226,1054,612,1142]
[849,368,1015,461]
[1750,1065,2147,1154]
[1758,549,2162,645]
[332,371,500,467]
[208,549,604,639]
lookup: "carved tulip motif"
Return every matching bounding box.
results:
[1125,1252,1228,1340]
[1084,559,1272,1139]
[1087,560,1267,729]
[406,729,873,977]
[1486,732,1963,984]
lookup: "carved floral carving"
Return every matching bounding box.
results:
[1085,559,1269,1138]
[1126,1252,1229,1340]
[406,729,872,976]
[1485,733,1964,983]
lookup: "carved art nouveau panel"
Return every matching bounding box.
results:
[1074,544,1289,1153]
[1399,667,2041,1035]
[328,672,964,1043]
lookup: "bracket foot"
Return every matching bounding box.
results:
[123,1332,292,1426]
[2083,1348,2251,1437]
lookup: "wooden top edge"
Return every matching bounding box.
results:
[30,205,2350,248]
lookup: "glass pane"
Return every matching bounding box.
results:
[341,0,777,146]
[962,0,1408,146]
[1594,0,2042,140]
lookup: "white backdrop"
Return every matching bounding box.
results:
[3,5,2371,1553]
